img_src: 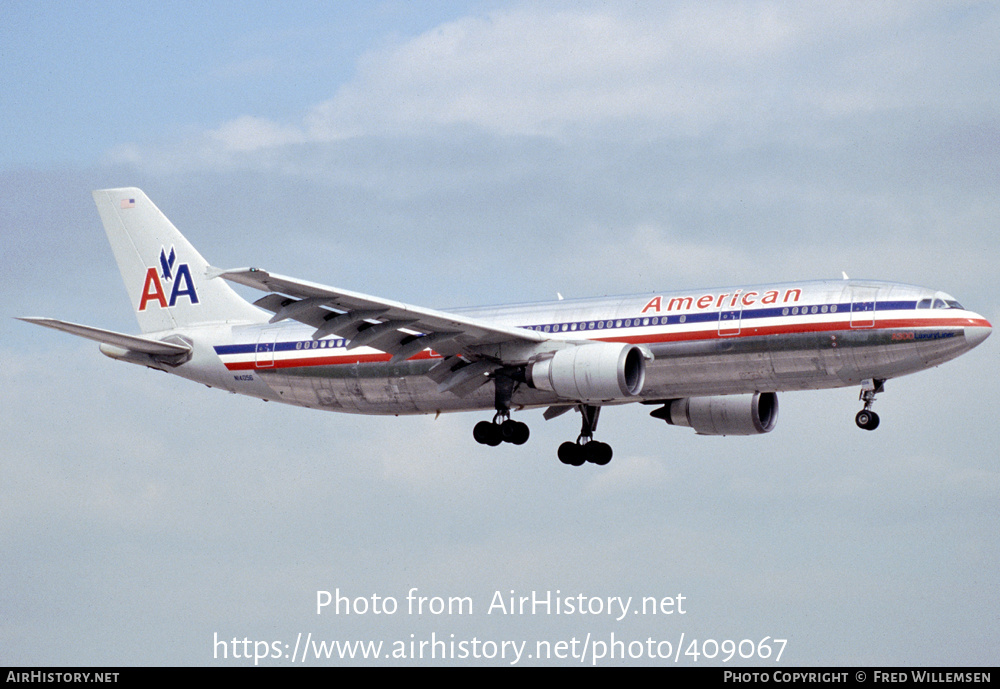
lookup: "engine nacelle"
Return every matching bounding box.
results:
[526,342,646,402]
[654,392,778,435]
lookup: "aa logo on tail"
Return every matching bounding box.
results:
[138,247,200,311]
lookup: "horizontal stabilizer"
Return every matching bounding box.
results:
[17,317,191,356]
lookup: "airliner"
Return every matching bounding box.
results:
[20,188,992,466]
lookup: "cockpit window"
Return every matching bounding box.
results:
[920,296,964,310]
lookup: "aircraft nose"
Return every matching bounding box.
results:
[965,318,992,349]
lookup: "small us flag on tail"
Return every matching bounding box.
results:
[120,198,135,209]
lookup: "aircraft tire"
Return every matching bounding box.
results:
[558,442,585,466]
[501,419,530,445]
[587,441,613,465]
[474,420,502,446]
[510,421,530,445]
[855,410,880,431]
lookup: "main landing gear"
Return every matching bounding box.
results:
[470,370,613,465]
[557,404,613,467]
[855,378,885,431]
[473,368,530,447]
[473,413,530,446]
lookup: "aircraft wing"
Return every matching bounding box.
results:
[212,267,550,394]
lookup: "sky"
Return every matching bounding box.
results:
[2,1,998,667]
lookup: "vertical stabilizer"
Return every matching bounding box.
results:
[92,188,264,333]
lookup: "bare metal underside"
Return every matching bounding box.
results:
[252,325,973,415]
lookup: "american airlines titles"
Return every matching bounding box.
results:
[641,288,803,314]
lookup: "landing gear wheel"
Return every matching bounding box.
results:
[472,368,531,449]
[501,419,530,445]
[473,420,502,446]
[558,442,585,466]
[586,441,613,465]
[855,410,880,431]
[855,379,885,431]
[474,415,529,447]
[557,404,614,466]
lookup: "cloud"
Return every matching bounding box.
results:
[303,7,745,138]
[111,2,1000,169]
[209,115,307,152]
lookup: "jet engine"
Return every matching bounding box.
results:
[651,392,778,435]
[526,342,646,402]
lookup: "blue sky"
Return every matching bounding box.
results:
[1,2,490,166]
[2,1,999,666]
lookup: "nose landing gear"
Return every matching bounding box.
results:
[855,379,884,431]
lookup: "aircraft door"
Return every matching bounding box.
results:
[255,330,278,368]
[849,286,878,328]
[719,307,742,336]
